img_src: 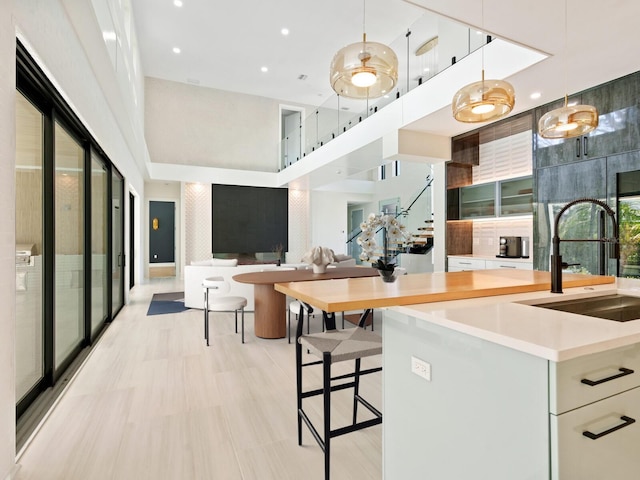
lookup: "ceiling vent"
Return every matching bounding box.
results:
[298,74,308,80]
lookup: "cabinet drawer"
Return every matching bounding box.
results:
[485,260,533,270]
[447,257,486,270]
[550,343,640,414]
[550,386,640,480]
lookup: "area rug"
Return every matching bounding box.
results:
[146,291,189,316]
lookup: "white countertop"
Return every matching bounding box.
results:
[392,278,640,362]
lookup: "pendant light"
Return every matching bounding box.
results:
[329,0,398,99]
[538,0,598,138]
[452,0,515,123]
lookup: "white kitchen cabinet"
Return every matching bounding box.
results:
[551,386,640,480]
[447,256,486,271]
[383,309,640,480]
[448,255,533,272]
[485,259,533,270]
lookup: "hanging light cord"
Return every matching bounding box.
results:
[562,0,568,107]
[361,0,366,43]
[481,0,485,97]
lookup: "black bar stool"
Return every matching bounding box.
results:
[295,305,382,480]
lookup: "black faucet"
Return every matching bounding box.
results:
[551,198,620,293]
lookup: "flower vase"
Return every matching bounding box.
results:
[378,269,396,283]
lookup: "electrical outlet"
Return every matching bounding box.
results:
[411,356,431,381]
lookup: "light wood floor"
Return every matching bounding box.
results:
[15,278,382,480]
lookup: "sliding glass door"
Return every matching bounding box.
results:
[112,168,124,316]
[91,153,109,336]
[15,42,127,431]
[15,92,44,404]
[54,121,85,369]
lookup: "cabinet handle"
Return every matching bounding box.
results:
[581,367,634,386]
[459,261,472,265]
[583,136,589,156]
[583,415,636,440]
[576,137,581,157]
[499,265,517,269]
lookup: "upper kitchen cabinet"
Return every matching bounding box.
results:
[533,157,607,273]
[535,72,640,169]
[581,72,640,159]
[534,94,584,169]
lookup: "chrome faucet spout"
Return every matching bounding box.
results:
[551,198,619,294]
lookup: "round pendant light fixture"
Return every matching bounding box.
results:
[451,0,515,123]
[538,0,598,139]
[538,95,598,138]
[452,69,515,122]
[329,2,398,99]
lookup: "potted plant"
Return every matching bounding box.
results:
[357,213,410,282]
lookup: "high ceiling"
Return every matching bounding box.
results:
[132,0,640,189]
[132,0,425,108]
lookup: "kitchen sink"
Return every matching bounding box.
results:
[530,294,640,322]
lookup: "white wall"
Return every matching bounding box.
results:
[145,77,298,173]
[0,1,16,477]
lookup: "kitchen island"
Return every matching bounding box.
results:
[276,271,640,479]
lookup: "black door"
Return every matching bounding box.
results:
[129,192,135,288]
[149,201,175,263]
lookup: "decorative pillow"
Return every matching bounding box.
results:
[211,258,238,267]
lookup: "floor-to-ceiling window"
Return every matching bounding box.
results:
[15,92,44,406]
[91,153,109,336]
[54,121,85,369]
[15,43,126,437]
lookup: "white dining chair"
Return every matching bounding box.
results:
[202,276,248,345]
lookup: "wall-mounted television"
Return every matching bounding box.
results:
[211,184,288,254]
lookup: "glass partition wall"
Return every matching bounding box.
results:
[15,45,126,431]
[279,12,491,170]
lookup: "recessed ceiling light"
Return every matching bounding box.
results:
[530,92,541,100]
[172,47,181,54]
[423,67,430,72]
[261,66,268,73]
[174,0,183,6]
[281,28,289,36]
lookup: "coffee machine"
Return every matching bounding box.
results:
[497,236,522,258]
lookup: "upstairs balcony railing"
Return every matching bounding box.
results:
[280,11,490,171]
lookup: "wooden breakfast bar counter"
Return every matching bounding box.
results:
[273,269,616,313]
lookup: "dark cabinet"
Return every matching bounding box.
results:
[581,72,640,159]
[534,72,640,169]
[534,93,587,169]
[534,158,607,273]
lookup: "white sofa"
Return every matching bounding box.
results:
[184,257,356,311]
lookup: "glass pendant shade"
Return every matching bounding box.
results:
[538,95,599,139]
[452,71,515,122]
[330,33,398,99]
